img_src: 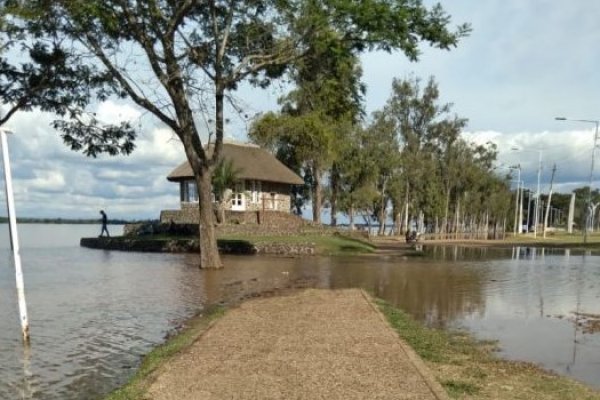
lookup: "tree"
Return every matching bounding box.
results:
[211,158,241,224]
[357,75,509,238]
[23,0,468,267]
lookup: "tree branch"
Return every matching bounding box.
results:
[83,35,179,132]
[216,0,234,65]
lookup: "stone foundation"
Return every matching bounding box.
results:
[80,237,316,256]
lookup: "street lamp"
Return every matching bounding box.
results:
[555,117,600,243]
[509,165,521,236]
[1,127,30,343]
[512,147,543,238]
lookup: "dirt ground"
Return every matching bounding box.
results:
[145,289,448,400]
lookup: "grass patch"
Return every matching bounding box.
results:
[103,306,225,400]
[219,233,376,255]
[376,298,600,400]
[442,380,480,397]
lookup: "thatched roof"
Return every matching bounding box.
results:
[167,142,304,185]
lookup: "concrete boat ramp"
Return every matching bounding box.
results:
[145,289,448,400]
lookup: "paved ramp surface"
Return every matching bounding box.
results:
[147,289,448,400]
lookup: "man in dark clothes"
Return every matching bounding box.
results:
[99,210,110,237]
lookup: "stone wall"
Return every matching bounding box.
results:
[80,237,316,256]
[159,207,307,229]
[160,207,200,224]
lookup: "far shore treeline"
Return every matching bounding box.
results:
[0,217,154,225]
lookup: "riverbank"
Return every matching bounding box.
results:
[103,290,600,400]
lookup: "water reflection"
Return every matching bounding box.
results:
[1,225,600,398]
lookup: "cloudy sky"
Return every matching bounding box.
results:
[1,1,600,219]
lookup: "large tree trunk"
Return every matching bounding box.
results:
[196,169,222,269]
[196,81,225,269]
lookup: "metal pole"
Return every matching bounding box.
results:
[518,180,523,234]
[1,129,30,343]
[584,122,599,244]
[527,190,532,232]
[533,151,542,238]
[513,166,520,236]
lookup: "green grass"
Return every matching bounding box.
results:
[219,233,376,255]
[442,380,480,397]
[507,232,600,248]
[103,306,225,400]
[376,298,600,400]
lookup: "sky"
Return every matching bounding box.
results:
[2,1,600,220]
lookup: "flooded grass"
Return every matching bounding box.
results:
[377,299,600,400]
[103,306,226,400]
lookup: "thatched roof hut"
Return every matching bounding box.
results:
[167,142,304,185]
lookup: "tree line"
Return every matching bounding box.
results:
[250,73,513,237]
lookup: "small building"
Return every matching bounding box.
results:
[161,142,304,224]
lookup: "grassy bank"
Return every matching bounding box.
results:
[377,299,600,400]
[428,231,600,249]
[220,233,376,255]
[103,306,225,400]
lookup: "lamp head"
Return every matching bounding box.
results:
[555,117,567,121]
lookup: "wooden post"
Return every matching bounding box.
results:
[1,129,30,344]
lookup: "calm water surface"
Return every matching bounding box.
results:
[1,224,599,399]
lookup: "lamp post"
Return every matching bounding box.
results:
[512,147,543,238]
[509,165,521,236]
[1,127,30,343]
[555,117,600,243]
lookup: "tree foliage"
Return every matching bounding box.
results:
[334,76,512,235]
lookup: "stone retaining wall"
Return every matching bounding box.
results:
[159,208,308,228]
[80,237,317,256]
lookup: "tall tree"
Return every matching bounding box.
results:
[278,28,365,225]
[24,0,468,267]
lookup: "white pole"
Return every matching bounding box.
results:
[533,151,542,238]
[518,180,523,234]
[1,129,30,343]
[513,166,520,236]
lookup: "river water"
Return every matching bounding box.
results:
[1,224,599,399]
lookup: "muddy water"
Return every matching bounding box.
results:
[1,225,599,399]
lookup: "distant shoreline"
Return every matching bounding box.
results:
[0,218,154,225]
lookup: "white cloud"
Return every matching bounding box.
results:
[95,101,142,124]
[463,128,597,193]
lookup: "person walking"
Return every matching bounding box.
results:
[99,210,110,237]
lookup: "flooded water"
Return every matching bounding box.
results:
[1,225,599,399]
